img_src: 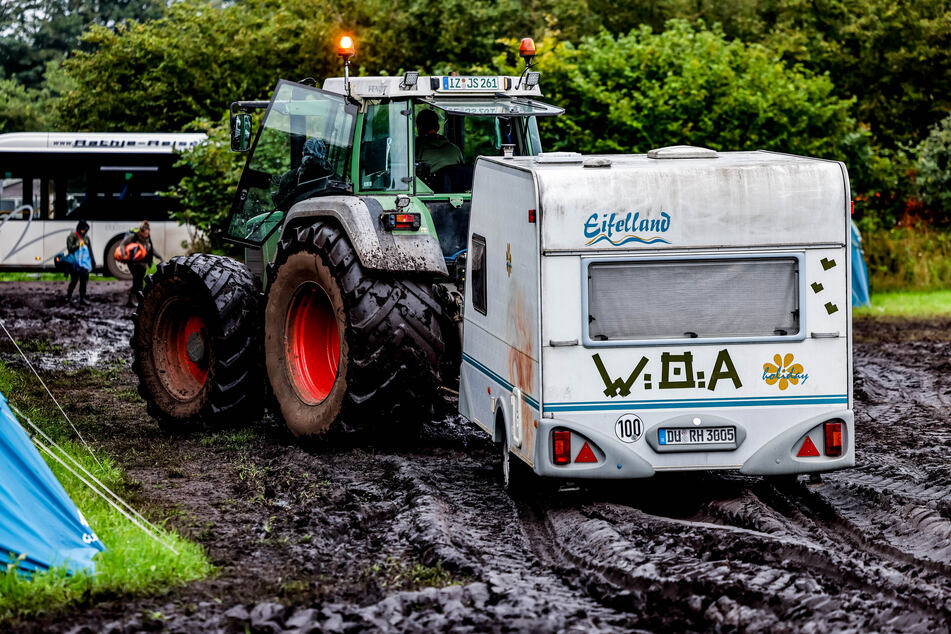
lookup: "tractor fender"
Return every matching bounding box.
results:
[282,195,448,275]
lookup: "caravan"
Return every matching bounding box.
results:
[459,146,854,484]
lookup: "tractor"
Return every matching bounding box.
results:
[131,37,562,436]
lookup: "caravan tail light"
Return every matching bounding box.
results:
[824,421,843,457]
[553,430,571,465]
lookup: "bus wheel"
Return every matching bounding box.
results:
[105,236,133,280]
[264,220,444,437]
[132,254,262,429]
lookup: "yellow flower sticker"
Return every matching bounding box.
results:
[762,353,807,390]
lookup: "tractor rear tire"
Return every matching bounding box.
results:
[264,220,444,437]
[132,254,262,429]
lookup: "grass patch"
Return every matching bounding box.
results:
[200,428,260,450]
[0,272,114,282]
[0,362,214,623]
[361,556,462,592]
[854,290,951,318]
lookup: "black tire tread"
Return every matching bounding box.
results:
[267,220,444,430]
[131,253,263,429]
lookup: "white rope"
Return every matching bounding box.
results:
[11,403,177,551]
[0,318,102,468]
[31,436,179,555]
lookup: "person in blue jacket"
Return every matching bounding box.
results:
[65,220,93,306]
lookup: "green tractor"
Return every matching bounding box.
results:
[132,38,562,436]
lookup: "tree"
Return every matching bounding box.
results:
[57,0,346,131]
[0,1,165,87]
[492,22,864,163]
[917,114,951,223]
[166,116,246,252]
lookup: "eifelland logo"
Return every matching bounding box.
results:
[583,211,672,246]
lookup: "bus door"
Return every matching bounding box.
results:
[0,162,54,267]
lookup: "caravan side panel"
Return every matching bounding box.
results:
[460,160,540,466]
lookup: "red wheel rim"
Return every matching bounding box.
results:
[285,282,340,404]
[155,300,209,400]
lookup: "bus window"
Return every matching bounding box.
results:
[0,173,44,219]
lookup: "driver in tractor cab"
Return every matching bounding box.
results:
[415,109,463,189]
[274,137,334,210]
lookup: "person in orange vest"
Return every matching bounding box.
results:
[119,221,162,308]
[65,220,93,306]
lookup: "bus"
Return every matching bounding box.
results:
[0,132,205,279]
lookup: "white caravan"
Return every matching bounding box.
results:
[460,146,853,482]
[0,132,204,278]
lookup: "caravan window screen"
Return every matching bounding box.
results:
[585,255,803,345]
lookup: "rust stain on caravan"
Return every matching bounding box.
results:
[508,293,536,463]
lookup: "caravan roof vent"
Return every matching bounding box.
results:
[535,151,584,164]
[647,145,719,159]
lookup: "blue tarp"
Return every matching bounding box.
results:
[851,220,871,308]
[0,391,104,575]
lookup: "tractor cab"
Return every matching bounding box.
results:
[226,38,563,281]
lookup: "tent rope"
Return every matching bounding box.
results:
[31,437,179,554]
[11,404,178,554]
[0,318,101,468]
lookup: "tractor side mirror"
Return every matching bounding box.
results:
[230,113,253,152]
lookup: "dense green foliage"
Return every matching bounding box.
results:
[863,225,951,292]
[167,117,246,251]
[493,23,862,161]
[0,0,165,87]
[917,115,951,222]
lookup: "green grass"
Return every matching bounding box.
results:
[0,262,159,282]
[854,290,951,318]
[0,272,115,282]
[0,362,213,622]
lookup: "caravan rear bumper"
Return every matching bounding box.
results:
[533,410,854,479]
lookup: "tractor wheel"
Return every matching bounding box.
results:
[132,254,262,429]
[264,220,444,437]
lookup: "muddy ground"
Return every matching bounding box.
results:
[1,280,950,633]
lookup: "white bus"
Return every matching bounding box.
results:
[0,132,205,278]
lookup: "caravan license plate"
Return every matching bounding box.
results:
[658,427,736,446]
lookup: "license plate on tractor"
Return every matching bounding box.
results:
[658,426,736,446]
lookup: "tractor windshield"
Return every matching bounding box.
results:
[226,81,357,245]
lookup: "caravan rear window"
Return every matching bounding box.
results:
[584,254,803,345]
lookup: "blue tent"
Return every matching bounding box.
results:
[851,220,871,308]
[0,391,104,575]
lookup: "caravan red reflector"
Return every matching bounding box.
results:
[824,421,843,456]
[797,436,820,457]
[575,442,597,463]
[553,430,570,465]
[528,208,536,223]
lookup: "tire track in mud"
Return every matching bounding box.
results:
[548,483,951,632]
[386,454,639,631]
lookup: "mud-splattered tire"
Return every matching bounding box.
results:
[132,254,262,429]
[264,220,444,437]
[104,235,132,280]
